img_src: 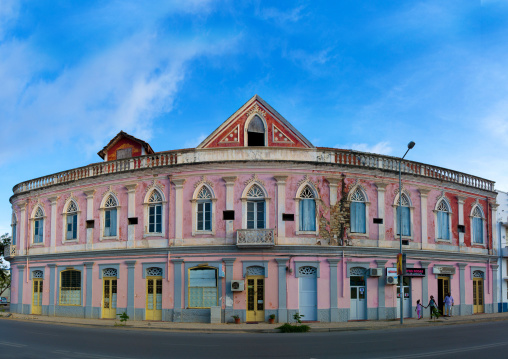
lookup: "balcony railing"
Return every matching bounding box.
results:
[236,229,275,248]
[3,245,16,258]
[12,148,495,195]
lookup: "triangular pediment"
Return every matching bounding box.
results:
[98,131,154,161]
[197,95,314,149]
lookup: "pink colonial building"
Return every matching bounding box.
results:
[6,96,500,323]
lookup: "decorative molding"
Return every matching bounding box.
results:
[222,176,237,184]
[194,176,214,189]
[246,103,266,119]
[297,174,318,190]
[83,189,96,198]
[219,125,240,143]
[144,179,165,194]
[244,174,265,186]
[100,186,118,199]
[272,124,294,144]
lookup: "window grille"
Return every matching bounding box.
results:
[473,270,484,278]
[298,266,317,276]
[300,185,315,199]
[247,185,264,198]
[35,207,44,218]
[350,188,365,202]
[350,267,366,276]
[398,193,410,206]
[67,201,78,213]
[473,206,482,218]
[148,191,162,203]
[437,200,450,212]
[146,267,163,277]
[197,187,212,199]
[246,266,265,276]
[103,268,118,277]
[104,196,117,208]
[33,270,43,278]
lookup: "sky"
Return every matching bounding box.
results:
[1,0,508,236]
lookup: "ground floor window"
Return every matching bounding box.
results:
[60,270,81,305]
[188,267,218,308]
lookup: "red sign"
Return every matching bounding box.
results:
[404,268,426,277]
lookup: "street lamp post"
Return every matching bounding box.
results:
[399,141,415,325]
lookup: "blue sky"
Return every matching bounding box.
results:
[1,0,508,236]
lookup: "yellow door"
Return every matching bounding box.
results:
[146,276,162,320]
[473,278,484,314]
[102,278,117,319]
[246,275,265,322]
[32,279,43,315]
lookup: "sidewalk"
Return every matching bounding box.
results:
[1,310,508,333]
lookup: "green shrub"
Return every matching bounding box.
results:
[277,323,310,333]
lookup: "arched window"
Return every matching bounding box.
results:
[472,206,484,244]
[436,199,451,240]
[196,186,212,231]
[103,195,118,237]
[247,184,266,229]
[247,115,265,146]
[396,193,411,237]
[60,270,81,306]
[11,213,17,246]
[147,190,163,233]
[33,207,44,244]
[65,200,78,240]
[350,188,366,233]
[299,185,316,232]
[188,267,218,308]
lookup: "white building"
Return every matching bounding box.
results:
[497,189,508,312]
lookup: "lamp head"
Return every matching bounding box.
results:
[407,141,415,149]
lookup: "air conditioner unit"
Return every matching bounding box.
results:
[231,280,245,292]
[386,276,398,285]
[370,268,382,277]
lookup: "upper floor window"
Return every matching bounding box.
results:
[396,193,411,237]
[436,199,451,240]
[247,115,265,146]
[247,184,265,229]
[350,188,366,233]
[103,195,118,237]
[65,200,78,240]
[33,207,44,244]
[299,185,316,232]
[148,190,162,233]
[197,186,212,231]
[11,213,17,246]
[472,206,484,244]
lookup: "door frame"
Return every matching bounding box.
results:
[102,277,117,319]
[437,276,450,315]
[473,277,484,314]
[32,279,43,315]
[146,276,163,320]
[246,275,265,322]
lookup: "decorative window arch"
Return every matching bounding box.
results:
[33,270,44,278]
[143,187,166,236]
[63,199,79,242]
[100,192,119,240]
[393,190,413,238]
[244,113,267,147]
[103,268,118,277]
[349,185,369,235]
[31,205,45,244]
[295,181,319,234]
[241,182,269,229]
[434,197,452,241]
[191,184,216,235]
[11,212,17,246]
[471,204,485,244]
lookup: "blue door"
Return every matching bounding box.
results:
[299,266,317,321]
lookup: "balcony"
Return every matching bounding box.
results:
[3,245,16,258]
[236,229,275,248]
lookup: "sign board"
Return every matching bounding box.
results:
[432,266,456,275]
[387,267,398,277]
[404,268,426,277]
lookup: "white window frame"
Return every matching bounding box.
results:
[470,204,486,246]
[434,197,452,242]
[295,182,319,235]
[99,193,120,241]
[392,191,414,240]
[62,198,80,243]
[348,185,370,238]
[191,184,216,236]
[31,205,45,245]
[241,182,270,229]
[143,188,166,238]
[243,113,268,147]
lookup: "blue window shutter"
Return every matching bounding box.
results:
[300,199,316,231]
[156,205,162,233]
[204,201,211,231]
[473,217,483,243]
[438,212,449,239]
[350,202,366,233]
[110,208,117,236]
[257,201,265,229]
[247,202,255,229]
[197,203,203,230]
[73,214,77,239]
[396,207,411,236]
[12,224,16,245]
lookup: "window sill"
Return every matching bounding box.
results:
[296,231,319,235]
[64,239,79,243]
[435,239,452,243]
[143,233,164,238]
[31,242,45,246]
[100,236,119,241]
[350,232,368,238]
[192,231,215,236]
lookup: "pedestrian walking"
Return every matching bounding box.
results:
[444,292,454,317]
[426,295,440,320]
[415,300,423,319]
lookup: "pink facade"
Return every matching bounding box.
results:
[6,96,499,322]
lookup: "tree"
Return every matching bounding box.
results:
[0,233,11,295]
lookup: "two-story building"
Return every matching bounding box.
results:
[6,95,499,322]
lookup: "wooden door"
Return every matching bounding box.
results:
[473,278,484,314]
[102,278,117,319]
[32,279,43,315]
[246,275,265,322]
[146,277,162,320]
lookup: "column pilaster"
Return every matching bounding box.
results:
[222,176,237,243]
[172,179,186,245]
[276,258,289,322]
[274,176,288,242]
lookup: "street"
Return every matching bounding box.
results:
[0,318,506,359]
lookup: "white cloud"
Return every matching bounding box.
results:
[335,141,393,155]
[184,134,207,148]
[258,5,306,24]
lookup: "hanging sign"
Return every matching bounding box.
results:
[404,268,426,277]
[387,267,398,277]
[432,266,455,275]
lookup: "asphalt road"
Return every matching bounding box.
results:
[0,318,507,359]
